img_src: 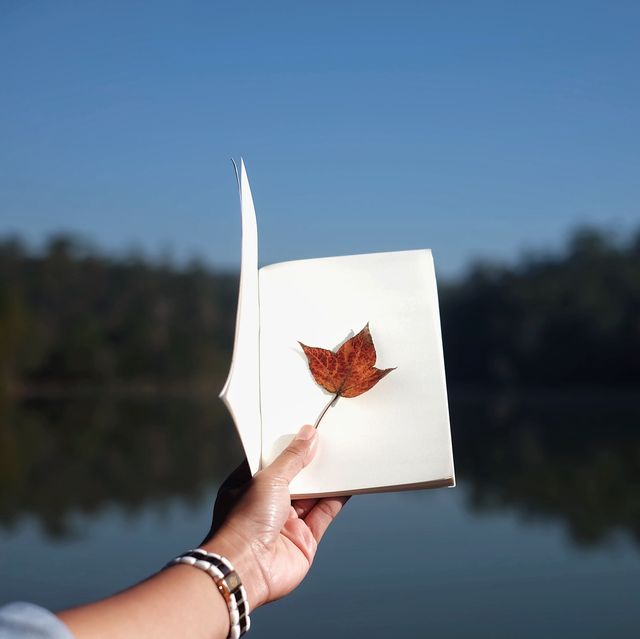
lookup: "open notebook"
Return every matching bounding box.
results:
[220,160,455,498]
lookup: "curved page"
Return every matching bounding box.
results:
[219,159,262,475]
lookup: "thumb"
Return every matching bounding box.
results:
[262,424,318,484]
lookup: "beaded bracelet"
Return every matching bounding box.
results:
[168,548,251,639]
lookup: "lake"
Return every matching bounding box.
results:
[1,390,639,638]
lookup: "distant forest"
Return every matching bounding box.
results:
[1,228,639,393]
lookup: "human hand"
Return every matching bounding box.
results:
[57,425,347,639]
[201,424,349,610]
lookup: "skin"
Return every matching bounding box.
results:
[58,424,349,639]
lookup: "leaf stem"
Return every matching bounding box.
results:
[314,393,340,429]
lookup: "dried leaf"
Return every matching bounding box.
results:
[299,323,396,427]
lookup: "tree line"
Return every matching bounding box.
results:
[1,227,639,392]
[0,236,237,392]
[441,227,640,386]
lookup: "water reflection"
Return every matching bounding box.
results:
[0,396,242,537]
[1,391,638,548]
[451,391,640,547]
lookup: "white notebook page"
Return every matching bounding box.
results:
[258,249,455,497]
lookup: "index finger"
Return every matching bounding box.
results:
[304,495,350,543]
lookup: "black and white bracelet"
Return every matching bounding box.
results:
[168,548,251,639]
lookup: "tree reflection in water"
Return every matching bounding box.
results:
[0,391,638,547]
[0,396,242,537]
[451,390,640,547]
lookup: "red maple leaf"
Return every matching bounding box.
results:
[299,323,396,428]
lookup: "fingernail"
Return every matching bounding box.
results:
[296,424,316,441]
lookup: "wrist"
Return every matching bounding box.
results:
[165,563,232,637]
[202,528,269,611]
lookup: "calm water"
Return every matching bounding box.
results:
[1,391,639,638]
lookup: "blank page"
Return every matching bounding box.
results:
[258,249,455,497]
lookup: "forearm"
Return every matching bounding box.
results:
[57,563,230,639]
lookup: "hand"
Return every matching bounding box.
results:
[57,424,347,639]
[202,424,349,610]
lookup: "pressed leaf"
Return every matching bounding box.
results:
[298,345,342,393]
[299,323,396,427]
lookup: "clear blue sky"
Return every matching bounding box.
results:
[1,0,638,276]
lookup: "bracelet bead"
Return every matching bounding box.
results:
[167,548,250,638]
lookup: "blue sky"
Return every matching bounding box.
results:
[1,0,638,276]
